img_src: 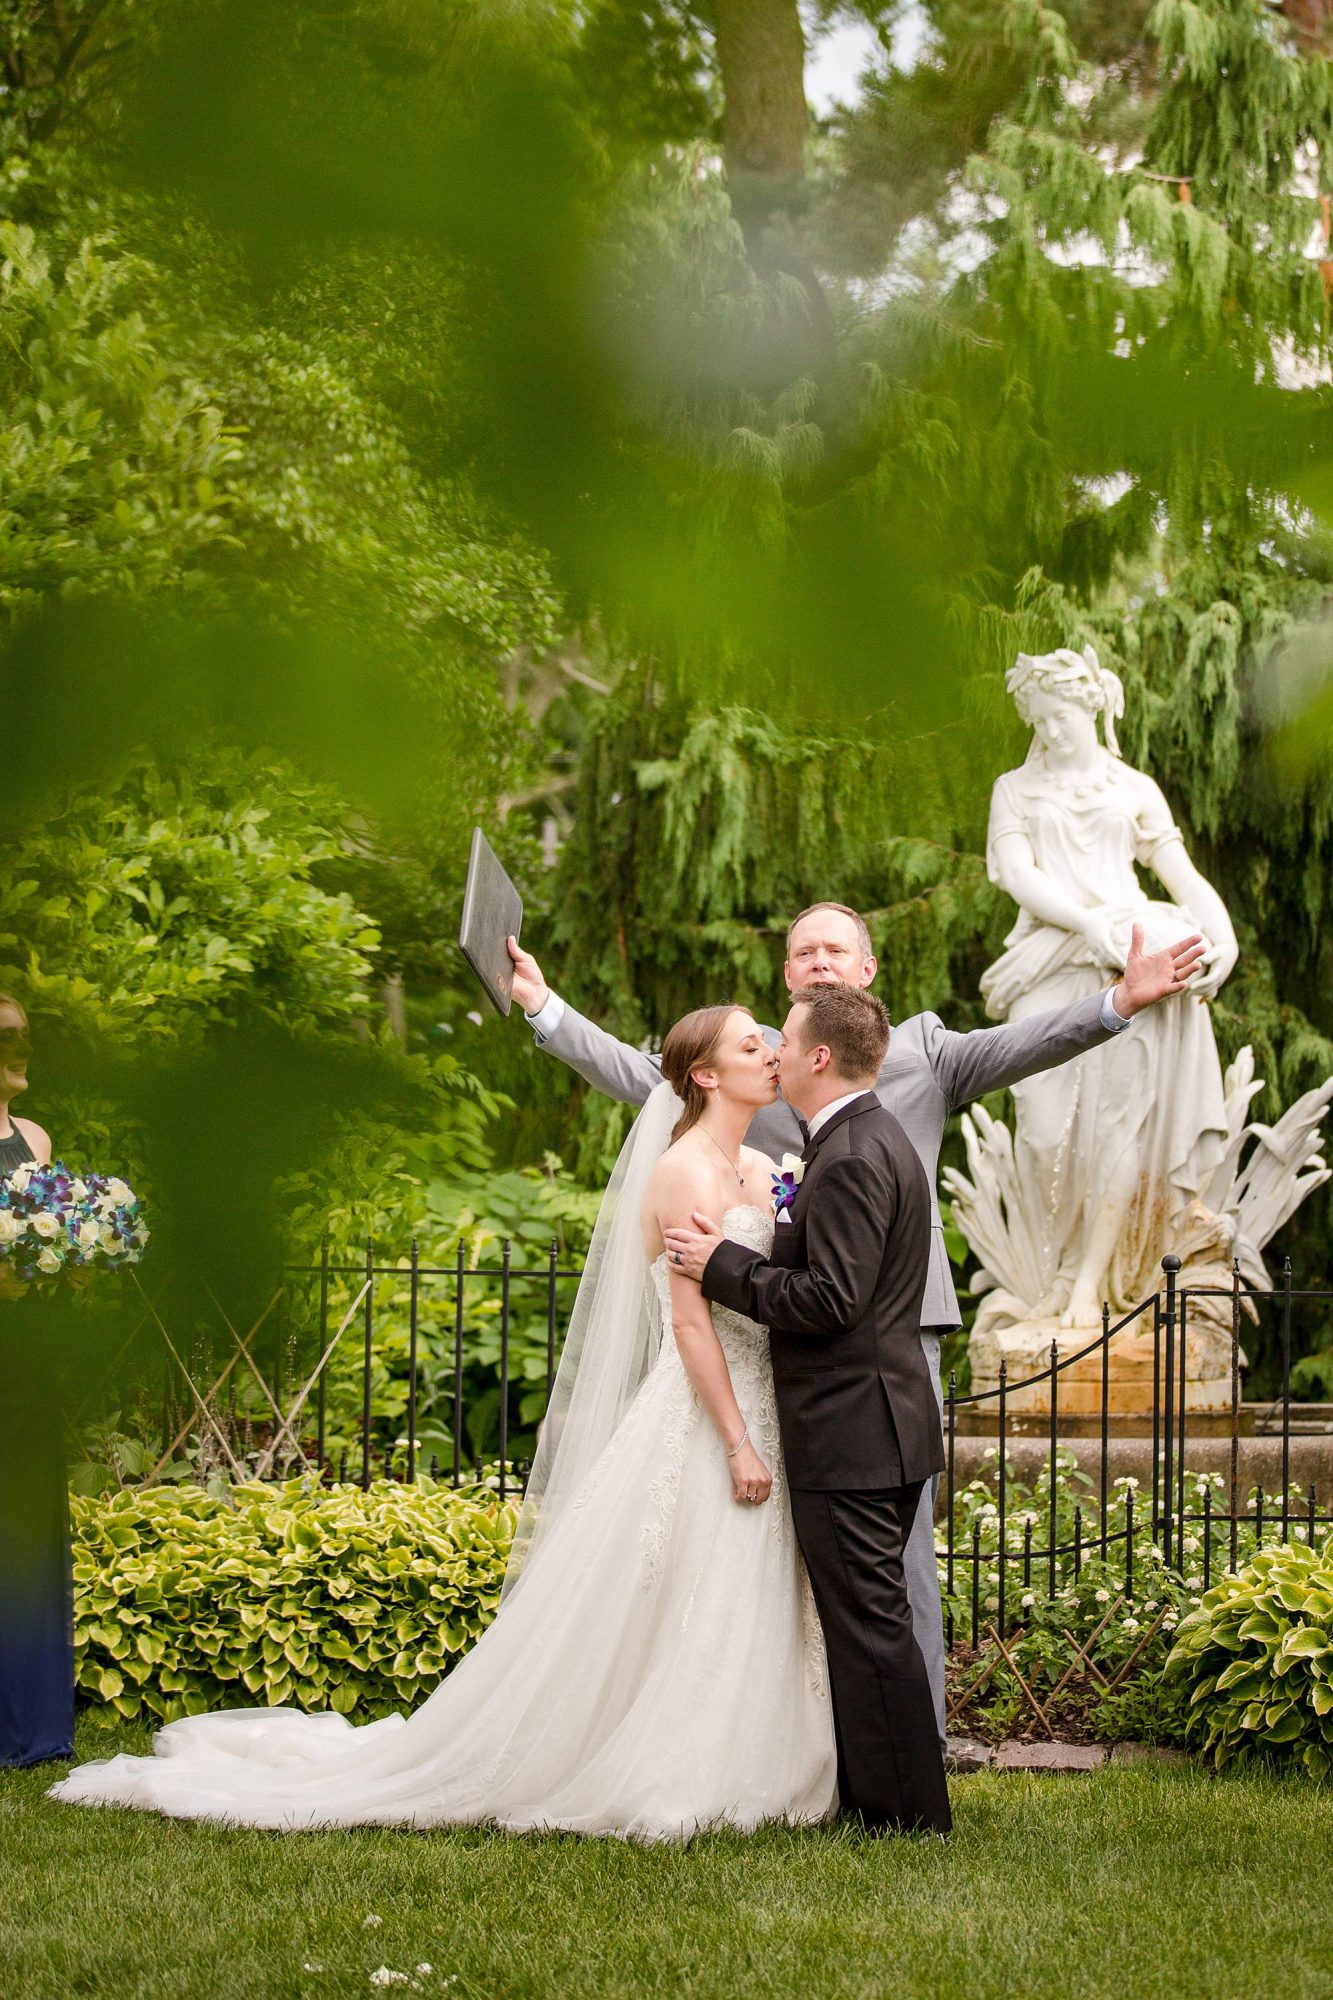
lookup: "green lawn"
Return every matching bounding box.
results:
[2,1722,1329,2000]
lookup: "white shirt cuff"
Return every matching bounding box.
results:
[1100,986,1132,1033]
[526,991,566,1040]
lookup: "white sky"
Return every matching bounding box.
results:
[803,5,929,116]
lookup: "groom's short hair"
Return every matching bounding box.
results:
[786,902,874,960]
[792,985,891,1082]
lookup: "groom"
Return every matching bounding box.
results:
[506,901,1204,1749]
[666,983,950,1833]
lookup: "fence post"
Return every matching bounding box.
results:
[946,1372,956,1651]
[1161,1254,1180,1569]
[546,1239,559,1410]
[997,1360,1008,1636]
[1177,1287,1189,1537]
[361,1235,374,1492]
[317,1227,330,1471]
[1099,1300,1110,1556]
[1281,1256,1293,1539]
[1048,1339,1059,1601]
[1229,1260,1241,1574]
[453,1239,465,1489]
[1151,1288,1161,1554]
[407,1238,420,1486]
[273,1286,287,1464]
[498,1240,512,1502]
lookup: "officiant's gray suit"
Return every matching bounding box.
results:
[524,985,1131,1746]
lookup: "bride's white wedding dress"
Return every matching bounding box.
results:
[50,1205,836,1837]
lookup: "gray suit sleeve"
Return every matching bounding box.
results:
[532,997,663,1108]
[921,990,1118,1111]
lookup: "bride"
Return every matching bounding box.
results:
[50,1005,837,1837]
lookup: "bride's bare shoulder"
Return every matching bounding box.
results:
[647,1134,715,1207]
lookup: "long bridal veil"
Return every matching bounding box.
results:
[501,1078,680,1600]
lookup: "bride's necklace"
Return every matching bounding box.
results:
[701,1126,745,1187]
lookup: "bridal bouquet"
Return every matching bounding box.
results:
[0,1161,149,1284]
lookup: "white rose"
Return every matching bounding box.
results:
[106,1178,132,1206]
[69,1178,88,1202]
[0,1213,21,1246]
[778,1152,806,1184]
[36,1246,62,1274]
[77,1218,101,1250]
[98,1222,124,1254]
[31,1211,60,1240]
[8,1164,31,1193]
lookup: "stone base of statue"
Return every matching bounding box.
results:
[952,1050,1333,1421]
[967,1309,1239,1419]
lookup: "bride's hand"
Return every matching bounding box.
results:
[730,1437,772,1507]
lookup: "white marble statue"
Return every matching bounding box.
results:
[975,646,1238,1324]
[951,647,1333,1401]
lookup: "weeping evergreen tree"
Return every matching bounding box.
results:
[542,0,1333,1362]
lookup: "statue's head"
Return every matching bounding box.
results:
[1006,645,1125,759]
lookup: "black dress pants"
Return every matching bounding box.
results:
[789,1482,951,1836]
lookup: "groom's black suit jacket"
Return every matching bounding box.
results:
[701,1091,942,1492]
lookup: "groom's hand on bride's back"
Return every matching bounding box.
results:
[507,936,549,1015]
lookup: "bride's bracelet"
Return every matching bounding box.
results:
[725,1425,749,1459]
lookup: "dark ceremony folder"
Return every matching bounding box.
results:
[458,827,524,1016]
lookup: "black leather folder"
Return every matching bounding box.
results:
[458,827,523,1016]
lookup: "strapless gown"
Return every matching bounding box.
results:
[49,1205,836,1837]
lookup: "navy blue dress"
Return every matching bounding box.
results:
[0,1124,75,1766]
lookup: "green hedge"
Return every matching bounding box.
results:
[1166,1535,1333,1779]
[72,1480,518,1728]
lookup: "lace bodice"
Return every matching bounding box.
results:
[649,1202,774,1390]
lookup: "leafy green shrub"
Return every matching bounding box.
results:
[72,1478,517,1728]
[1166,1537,1333,1779]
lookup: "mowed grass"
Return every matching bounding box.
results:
[2,1721,1330,2000]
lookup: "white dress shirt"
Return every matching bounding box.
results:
[804,1088,878,1144]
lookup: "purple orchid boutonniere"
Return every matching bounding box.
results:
[771,1152,806,1225]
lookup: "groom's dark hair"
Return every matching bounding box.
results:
[792,985,890,1082]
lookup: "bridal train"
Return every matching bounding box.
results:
[50,1205,836,1837]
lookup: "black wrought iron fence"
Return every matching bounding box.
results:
[133,1238,1333,1625]
[941,1255,1333,1647]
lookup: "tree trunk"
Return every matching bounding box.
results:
[710,0,833,380]
[1282,0,1333,51]
[712,0,808,184]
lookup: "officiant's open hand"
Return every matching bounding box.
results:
[507,936,549,1015]
[664,1211,725,1283]
[1111,924,1207,1016]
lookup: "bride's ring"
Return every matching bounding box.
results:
[673,1249,682,1265]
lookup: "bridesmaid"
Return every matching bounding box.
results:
[0,992,75,1768]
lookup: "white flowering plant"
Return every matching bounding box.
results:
[0,1160,148,1286]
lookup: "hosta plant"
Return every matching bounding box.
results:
[1165,1537,1333,1779]
[72,1478,517,1729]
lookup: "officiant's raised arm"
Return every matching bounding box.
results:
[507,936,663,1108]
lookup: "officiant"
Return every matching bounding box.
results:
[0,992,75,1769]
[504,903,1204,1749]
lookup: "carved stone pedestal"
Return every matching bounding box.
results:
[967,1310,1238,1419]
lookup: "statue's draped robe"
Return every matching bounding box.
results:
[981,755,1228,1310]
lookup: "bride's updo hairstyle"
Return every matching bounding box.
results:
[660,1005,753,1145]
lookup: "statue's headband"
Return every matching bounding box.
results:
[1006,645,1124,758]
